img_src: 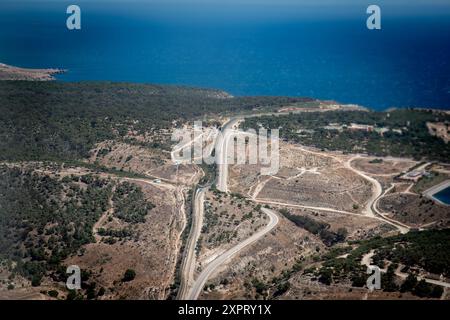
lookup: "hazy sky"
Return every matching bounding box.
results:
[5,0,450,5]
[2,0,449,20]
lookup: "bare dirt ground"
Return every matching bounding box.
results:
[65,179,185,300]
[352,158,416,176]
[412,171,450,194]
[282,274,426,300]
[228,143,339,197]
[0,163,186,300]
[427,122,450,144]
[148,164,202,186]
[89,141,201,185]
[198,206,395,300]
[257,168,371,213]
[354,159,450,230]
[379,193,450,228]
[345,157,450,231]
[195,134,422,300]
[391,182,415,193]
[199,215,325,300]
[3,118,448,301]
[285,207,398,241]
[228,164,263,197]
[89,141,166,173]
[232,143,373,213]
[196,191,269,271]
[0,265,50,300]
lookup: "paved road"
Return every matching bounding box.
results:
[178,187,206,299]
[180,117,415,300]
[187,207,279,300]
[181,117,280,300]
[179,118,239,299]
[216,118,241,192]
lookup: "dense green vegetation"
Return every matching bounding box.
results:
[0,165,111,285]
[113,182,154,223]
[0,81,310,162]
[242,109,450,161]
[313,229,450,298]
[0,165,153,287]
[1,80,449,299]
[361,229,450,277]
[279,209,347,246]
[259,229,449,299]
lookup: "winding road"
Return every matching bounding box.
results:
[187,208,279,300]
[178,115,415,300]
[344,156,380,217]
[178,187,206,299]
[344,156,410,233]
[179,117,280,300]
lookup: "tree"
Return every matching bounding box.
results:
[351,273,366,288]
[31,274,42,287]
[400,274,418,293]
[251,278,268,295]
[336,228,348,242]
[66,290,80,300]
[48,290,59,298]
[273,282,290,297]
[413,280,432,298]
[381,265,398,292]
[318,268,332,285]
[122,269,136,282]
[98,287,106,296]
[430,285,444,299]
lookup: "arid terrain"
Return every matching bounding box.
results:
[0,162,188,300]
[0,78,449,301]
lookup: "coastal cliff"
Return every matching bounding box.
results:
[0,63,65,81]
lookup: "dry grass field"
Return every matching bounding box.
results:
[0,163,185,300]
[379,193,450,228]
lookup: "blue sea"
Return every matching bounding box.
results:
[1,1,450,110]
